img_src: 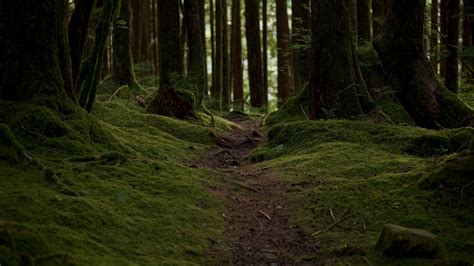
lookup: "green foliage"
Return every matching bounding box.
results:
[249,119,474,264]
[0,95,230,264]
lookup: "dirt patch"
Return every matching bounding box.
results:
[193,114,321,264]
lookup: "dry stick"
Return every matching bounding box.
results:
[329,208,352,230]
[233,181,259,192]
[258,210,272,221]
[312,212,354,236]
[107,85,127,102]
[299,103,309,120]
[252,214,263,242]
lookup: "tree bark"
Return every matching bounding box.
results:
[112,0,140,89]
[184,0,207,106]
[446,0,460,93]
[262,0,269,109]
[231,0,244,111]
[78,0,119,112]
[69,0,95,87]
[310,0,367,119]
[292,0,311,93]
[156,0,183,87]
[245,0,265,108]
[431,0,439,73]
[222,0,231,111]
[440,0,449,76]
[357,0,372,42]
[372,0,386,36]
[276,0,292,106]
[374,0,473,128]
[215,0,224,108]
[346,0,359,48]
[0,0,70,102]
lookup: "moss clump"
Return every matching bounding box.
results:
[0,123,27,163]
[266,86,309,126]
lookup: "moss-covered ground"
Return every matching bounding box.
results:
[0,89,237,264]
[250,117,474,264]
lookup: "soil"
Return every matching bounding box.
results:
[193,113,321,264]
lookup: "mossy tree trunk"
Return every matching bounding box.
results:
[184,0,207,106]
[77,0,119,112]
[245,0,265,109]
[445,0,460,93]
[372,0,386,36]
[291,0,311,93]
[112,0,141,90]
[231,0,244,111]
[431,0,439,73]
[262,0,269,108]
[0,0,71,103]
[374,0,473,128]
[309,0,374,119]
[357,0,372,42]
[440,0,449,76]
[222,0,231,112]
[346,0,359,48]
[214,0,224,109]
[276,0,292,106]
[69,0,95,86]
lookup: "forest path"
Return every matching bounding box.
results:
[194,114,320,264]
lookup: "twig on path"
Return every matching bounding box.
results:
[258,210,272,221]
[312,210,354,236]
[252,214,263,242]
[233,181,259,193]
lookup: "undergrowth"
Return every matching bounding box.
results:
[250,119,474,265]
[0,92,235,264]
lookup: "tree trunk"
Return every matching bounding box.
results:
[276,0,292,106]
[372,0,386,36]
[184,0,207,106]
[374,0,473,128]
[0,0,70,102]
[446,0,460,93]
[431,0,439,73]
[346,0,359,48]
[245,0,265,108]
[157,0,183,87]
[310,0,367,119]
[215,0,224,109]
[440,0,449,76]
[210,0,216,99]
[231,0,244,111]
[357,0,372,42]
[151,0,159,76]
[262,0,269,109]
[112,0,140,89]
[222,0,230,111]
[292,0,311,93]
[78,0,119,112]
[69,0,95,87]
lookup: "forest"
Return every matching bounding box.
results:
[0,0,473,264]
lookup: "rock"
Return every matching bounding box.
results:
[376,224,440,258]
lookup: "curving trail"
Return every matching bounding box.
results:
[194,114,320,264]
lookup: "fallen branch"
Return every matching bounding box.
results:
[312,210,354,236]
[252,214,263,242]
[258,210,272,221]
[233,181,259,193]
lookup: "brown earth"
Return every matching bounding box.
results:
[193,113,321,265]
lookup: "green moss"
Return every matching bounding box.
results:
[250,120,474,264]
[0,94,228,264]
[266,86,309,126]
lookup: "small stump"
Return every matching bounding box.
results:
[376,224,440,258]
[147,87,196,119]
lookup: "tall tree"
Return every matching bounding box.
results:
[372,0,386,36]
[440,0,449,76]
[431,0,439,72]
[222,0,231,111]
[78,0,120,112]
[231,0,244,111]
[156,0,183,86]
[1,0,71,102]
[276,0,292,106]
[112,0,140,89]
[310,0,373,119]
[184,0,207,105]
[446,0,460,93]
[374,0,473,128]
[346,0,359,47]
[69,0,96,87]
[262,0,269,108]
[292,0,311,93]
[357,0,372,42]
[215,0,224,108]
[245,0,265,108]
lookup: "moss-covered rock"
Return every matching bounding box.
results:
[376,224,441,258]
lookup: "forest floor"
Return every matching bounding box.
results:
[193,113,321,264]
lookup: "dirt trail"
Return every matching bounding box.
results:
[194,114,320,264]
